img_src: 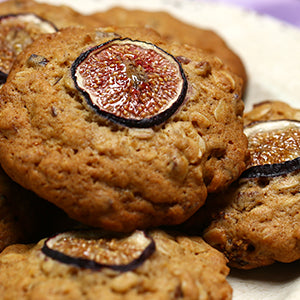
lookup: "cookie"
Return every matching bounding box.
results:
[203,171,300,269]
[0,165,80,253]
[0,26,247,231]
[0,230,232,300]
[90,7,248,92]
[191,101,300,269]
[0,0,102,28]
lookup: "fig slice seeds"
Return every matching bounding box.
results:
[71,38,187,128]
[242,120,300,178]
[42,230,156,272]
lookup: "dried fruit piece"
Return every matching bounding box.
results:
[242,120,300,178]
[42,230,155,272]
[0,13,57,80]
[26,54,49,68]
[0,70,7,84]
[71,38,187,128]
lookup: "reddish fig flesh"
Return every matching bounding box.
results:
[71,38,187,128]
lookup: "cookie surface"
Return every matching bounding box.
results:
[197,101,300,269]
[0,26,247,231]
[90,7,247,92]
[0,230,232,300]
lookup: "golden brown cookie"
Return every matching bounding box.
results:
[0,26,247,232]
[0,230,232,300]
[187,101,300,269]
[90,7,247,92]
[203,171,300,269]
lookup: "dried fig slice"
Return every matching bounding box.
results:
[71,38,187,128]
[42,230,155,272]
[0,13,57,80]
[242,119,300,178]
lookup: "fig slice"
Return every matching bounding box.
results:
[0,13,57,80]
[42,230,155,272]
[71,38,187,128]
[242,119,300,178]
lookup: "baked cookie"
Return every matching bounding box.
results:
[192,101,300,269]
[244,100,300,125]
[0,0,102,28]
[0,230,232,300]
[0,26,247,231]
[90,7,248,92]
[0,165,80,253]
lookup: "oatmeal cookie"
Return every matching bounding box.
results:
[0,230,232,300]
[91,7,247,92]
[202,172,300,269]
[193,101,300,269]
[0,26,247,231]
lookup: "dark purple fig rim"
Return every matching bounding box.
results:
[241,156,300,178]
[0,13,58,31]
[41,230,156,272]
[0,71,7,84]
[71,38,188,128]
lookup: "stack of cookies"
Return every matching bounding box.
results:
[0,1,298,299]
